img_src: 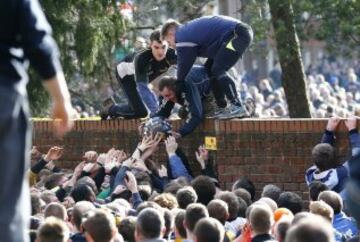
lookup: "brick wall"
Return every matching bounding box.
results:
[32,119,355,201]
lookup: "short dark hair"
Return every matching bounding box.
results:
[191,175,216,206]
[160,19,180,40]
[207,199,229,225]
[233,188,252,206]
[318,190,343,214]
[176,186,198,209]
[175,210,187,238]
[163,208,174,237]
[216,191,240,221]
[150,29,162,43]
[44,173,66,190]
[278,192,303,214]
[37,217,69,242]
[309,181,330,201]
[194,217,225,242]
[185,203,209,232]
[261,184,282,204]
[44,202,67,220]
[118,216,136,242]
[136,208,164,239]
[158,76,177,92]
[82,209,116,242]
[31,193,43,215]
[71,184,95,203]
[238,197,248,218]
[232,177,256,201]
[312,143,336,171]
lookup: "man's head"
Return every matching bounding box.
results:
[312,143,336,171]
[161,19,181,48]
[152,192,178,210]
[309,181,330,201]
[71,184,96,203]
[159,76,178,103]
[117,216,136,242]
[135,208,165,241]
[174,210,187,239]
[216,191,240,221]
[194,217,225,242]
[285,215,335,242]
[318,190,343,214]
[207,199,229,225]
[249,205,274,236]
[176,186,198,209]
[274,216,292,242]
[191,175,216,206]
[278,192,303,214]
[82,209,117,242]
[150,30,168,61]
[261,184,282,204]
[309,200,334,222]
[36,217,69,242]
[44,202,67,221]
[232,177,256,201]
[185,203,209,238]
[71,201,95,231]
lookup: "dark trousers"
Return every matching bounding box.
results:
[206,23,253,108]
[109,72,148,119]
[0,85,31,242]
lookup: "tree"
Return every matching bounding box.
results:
[28,0,129,116]
[268,0,311,118]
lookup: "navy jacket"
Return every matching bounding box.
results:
[176,15,239,81]
[155,80,203,137]
[0,0,61,90]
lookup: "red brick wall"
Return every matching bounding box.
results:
[32,119,354,200]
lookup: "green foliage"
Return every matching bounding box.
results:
[239,0,360,55]
[28,0,129,116]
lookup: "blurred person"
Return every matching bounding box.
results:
[36,217,69,242]
[193,217,225,242]
[0,1,74,242]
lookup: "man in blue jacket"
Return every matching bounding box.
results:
[161,15,253,119]
[1,0,74,241]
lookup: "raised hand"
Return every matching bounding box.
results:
[326,116,341,132]
[44,146,64,162]
[345,116,358,131]
[83,151,98,163]
[195,145,209,169]
[158,165,168,178]
[124,171,138,193]
[165,136,178,156]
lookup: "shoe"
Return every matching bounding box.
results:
[207,107,227,119]
[100,97,116,120]
[217,103,249,119]
[244,97,256,117]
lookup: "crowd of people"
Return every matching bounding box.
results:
[28,116,360,242]
[238,58,360,118]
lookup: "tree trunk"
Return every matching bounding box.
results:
[268,0,311,118]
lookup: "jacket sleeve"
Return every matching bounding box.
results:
[169,154,193,181]
[153,99,174,119]
[321,130,335,145]
[178,82,203,137]
[19,0,62,80]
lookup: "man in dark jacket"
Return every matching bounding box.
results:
[0,1,74,241]
[103,30,177,119]
[161,15,253,119]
